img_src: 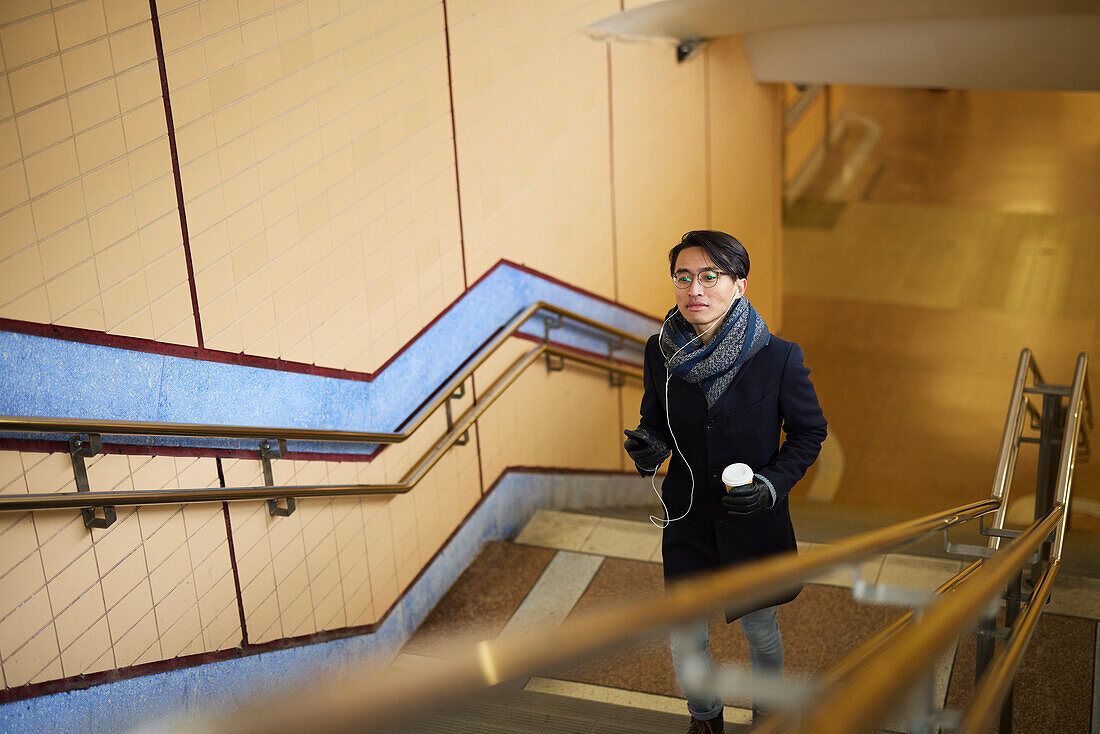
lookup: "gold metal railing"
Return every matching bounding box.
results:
[11,317,1079,732]
[750,350,1081,734]
[174,499,1000,734]
[168,349,1090,734]
[795,505,1064,734]
[985,348,1036,550]
[0,303,645,513]
[956,351,1090,734]
[1052,352,1089,558]
[778,351,1090,734]
[957,558,1061,734]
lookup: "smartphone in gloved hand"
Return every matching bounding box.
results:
[623,427,670,472]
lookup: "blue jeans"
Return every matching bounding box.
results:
[669,605,784,720]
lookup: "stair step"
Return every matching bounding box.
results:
[375,686,728,733]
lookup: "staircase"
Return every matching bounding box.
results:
[388,506,1099,733]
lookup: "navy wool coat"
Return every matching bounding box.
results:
[638,332,827,611]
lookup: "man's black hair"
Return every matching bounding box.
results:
[668,230,750,279]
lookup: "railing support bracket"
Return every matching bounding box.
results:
[444,382,470,446]
[852,573,935,608]
[260,439,295,517]
[69,434,115,529]
[607,336,625,387]
[544,314,564,372]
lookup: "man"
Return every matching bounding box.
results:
[624,230,827,733]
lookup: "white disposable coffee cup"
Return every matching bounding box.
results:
[722,463,753,491]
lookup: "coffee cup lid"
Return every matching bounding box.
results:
[722,463,753,487]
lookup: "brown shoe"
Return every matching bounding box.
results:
[687,712,723,733]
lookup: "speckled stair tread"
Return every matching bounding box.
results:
[373,687,743,733]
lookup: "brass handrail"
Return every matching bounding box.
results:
[793,504,1065,734]
[784,351,1090,733]
[957,558,1061,734]
[1052,352,1088,559]
[987,349,1033,550]
[0,343,642,512]
[156,349,1085,734]
[174,499,999,734]
[752,558,986,734]
[0,301,647,444]
[784,84,824,130]
[756,350,1087,734]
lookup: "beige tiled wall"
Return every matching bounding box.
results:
[473,337,625,485]
[708,37,784,329]
[222,418,481,643]
[610,39,707,316]
[0,1,197,344]
[0,451,231,687]
[1,0,783,693]
[161,0,464,370]
[784,82,827,186]
[447,0,617,298]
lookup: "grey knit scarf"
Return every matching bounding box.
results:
[659,297,770,407]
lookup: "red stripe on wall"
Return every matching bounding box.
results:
[0,259,658,383]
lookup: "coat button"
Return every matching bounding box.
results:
[705,419,714,429]
[711,469,719,478]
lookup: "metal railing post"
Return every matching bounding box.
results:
[1034,392,1065,549]
[1051,353,1089,560]
[986,349,1032,551]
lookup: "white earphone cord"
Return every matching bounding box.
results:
[649,296,738,529]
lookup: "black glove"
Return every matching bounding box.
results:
[623,427,671,474]
[721,477,773,515]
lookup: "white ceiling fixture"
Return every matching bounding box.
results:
[585,0,1100,92]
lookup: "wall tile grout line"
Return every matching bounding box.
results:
[178,504,205,657]
[704,46,712,229]
[147,0,204,348]
[216,458,248,647]
[28,505,61,686]
[440,0,487,497]
[322,497,351,633]
[605,41,619,303]
[159,48,447,232]
[157,3,429,122]
[440,0,467,292]
[88,497,119,673]
[0,126,176,225]
[135,507,165,663]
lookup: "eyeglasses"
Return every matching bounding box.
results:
[672,270,728,289]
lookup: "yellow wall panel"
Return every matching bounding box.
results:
[784,84,827,185]
[448,0,618,297]
[473,338,624,487]
[164,0,464,371]
[223,423,481,642]
[610,39,707,318]
[0,452,230,687]
[0,3,195,344]
[707,38,784,330]
[0,0,788,695]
